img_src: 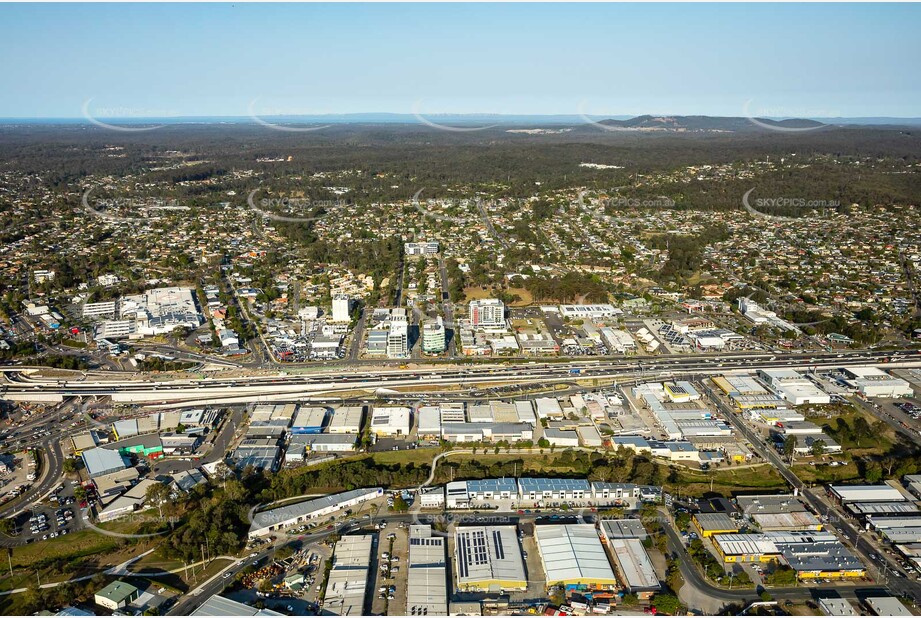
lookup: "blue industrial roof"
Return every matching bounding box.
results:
[466,478,518,494]
[518,478,591,492]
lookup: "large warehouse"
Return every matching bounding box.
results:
[82,447,130,479]
[829,484,907,504]
[758,369,831,405]
[324,535,373,616]
[249,488,383,538]
[328,406,365,434]
[407,526,448,616]
[841,367,914,398]
[606,538,660,597]
[455,526,527,592]
[290,407,327,434]
[370,407,412,436]
[533,524,619,593]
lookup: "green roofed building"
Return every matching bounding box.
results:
[94,580,139,611]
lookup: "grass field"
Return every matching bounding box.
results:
[792,461,861,484]
[368,448,441,467]
[671,463,788,497]
[463,286,533,306]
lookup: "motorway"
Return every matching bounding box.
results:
[3,350,920,407]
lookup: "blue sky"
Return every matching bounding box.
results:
[0,3,919,118]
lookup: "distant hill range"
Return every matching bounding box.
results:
[586,114,826,132]
[5,113,921,130]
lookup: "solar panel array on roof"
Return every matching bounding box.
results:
[455,526,526,590]
[518,478,591,493]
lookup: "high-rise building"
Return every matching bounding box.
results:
[469,299,505,328]
[332,294,351,323]
[387,321,409,358]
[422,316,446,354]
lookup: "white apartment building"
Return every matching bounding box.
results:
[332,294,351,323]
[469,299,505,328]
[387,322,409,358]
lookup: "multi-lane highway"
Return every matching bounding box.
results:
[4,349,920,407]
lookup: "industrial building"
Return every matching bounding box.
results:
[230,439,281,472]
[758,369,831,405]
[441,422,533,443]
[606,538,660,597]
[324,535,373,616]
[455,525,527,592]
[692,513,740,537]
[417,406,442,438]
[534,397,564,420]
[81,447,130,479]
[444,478,661,508]
[828,484,907,504]
[419,486,445,508]
[328,406,364,434]
[94,581,139,611]
[519,478,590,501]
[290,407,327,434]
[841,367,914,398]
[818,598,857,616]
[737,495,822,531]
[543,428,579,447]
[712,531,866,579]
[463,477,519,502]
[370,407,412,436]
[864,596,913,616]
[534,524,618,593]
[599,519,648,541]
[97,478,159,522]
[288,433,357,455]
[191,595,283,616]
[71,432,99,456]
[407,526,448,616]
[249,488,383,538]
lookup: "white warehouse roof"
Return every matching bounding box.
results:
[534,524,618,586]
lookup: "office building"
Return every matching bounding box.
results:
[332,294,351,323]
[387,321,409,358]
[422,316,446,354]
